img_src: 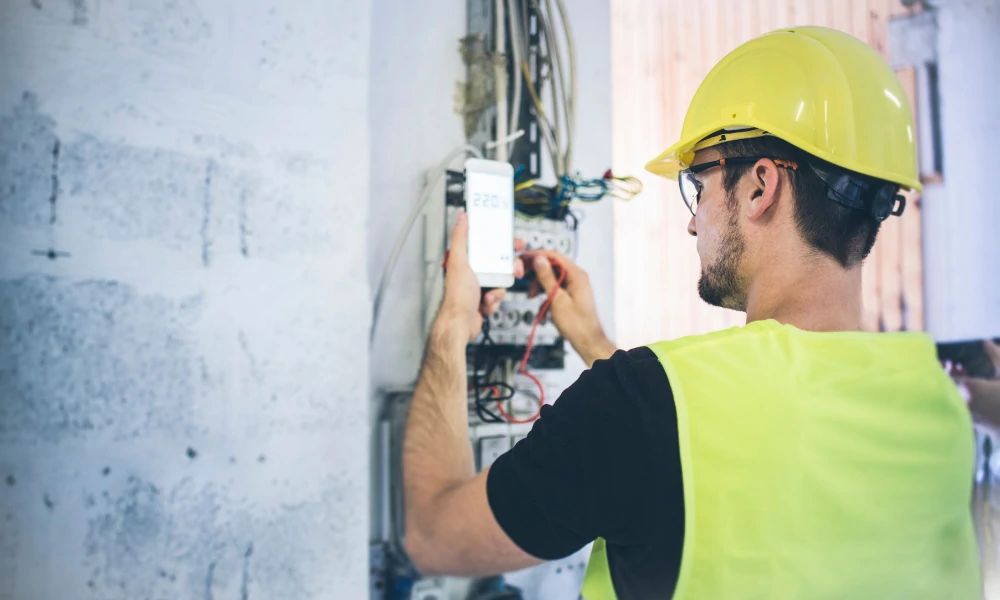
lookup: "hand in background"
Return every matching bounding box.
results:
[519,249,616,367]
[951,340,1000,429]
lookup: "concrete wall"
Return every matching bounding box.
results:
[0,2,371,599]
[920,0,1000,341]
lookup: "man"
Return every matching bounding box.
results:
[955,340,1000,429]
[403,27,981,599]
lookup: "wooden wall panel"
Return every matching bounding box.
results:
[896,66,925,331]
[611,0,924,348]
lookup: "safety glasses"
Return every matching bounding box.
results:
[678,157,798,216]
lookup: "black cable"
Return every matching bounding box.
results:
[564,209,579,231]
[471,318,504,423]
[476,402,504,423]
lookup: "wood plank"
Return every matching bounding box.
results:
[828,0,848,33]
[650,1,672,343]
[895,66,925,331]
[859,0,887,330]
[612,0,645,347]
[851,0,870,43]
[739,0,754,43]
[862,240,884,331]
[869,0,904,331]
[869,0,889,58]
[879,209,905,332]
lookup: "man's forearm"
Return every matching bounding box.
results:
[573,334,618,368]
[403,310,475,529]
[968,378,1000,430]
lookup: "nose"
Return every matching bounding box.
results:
[687,214,697,237]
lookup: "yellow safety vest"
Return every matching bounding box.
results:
[581,319,980,599]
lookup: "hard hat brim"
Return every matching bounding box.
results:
[645,120,923,193]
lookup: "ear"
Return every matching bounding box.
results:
[744,159,781,221]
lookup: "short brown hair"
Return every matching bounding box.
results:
[716,136,886,268]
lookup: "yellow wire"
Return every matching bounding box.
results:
[515,179,536,191]
[520,60,547,121]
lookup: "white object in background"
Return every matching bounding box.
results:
[410,578,447,600]
[464,158,515,289]
[478,436,512,470]
[890,4,1000,341]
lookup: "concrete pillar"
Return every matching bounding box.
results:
[919,0,1000,341]
[0,2,371,598]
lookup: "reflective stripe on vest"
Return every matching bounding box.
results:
[581,319,980,599]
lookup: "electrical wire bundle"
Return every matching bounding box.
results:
[514,170,644,221]
[556,171,644,204]
[505,1,642,216]
[505,0,575,178]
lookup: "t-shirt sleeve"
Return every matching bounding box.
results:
[486,346,678,560]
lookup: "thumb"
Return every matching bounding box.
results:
[953,376,972,404]
[985,339,1000,375]
[449,212,469,264]
[534,255,559,294]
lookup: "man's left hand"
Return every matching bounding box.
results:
[441,212,525,342]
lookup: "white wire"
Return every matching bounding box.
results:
[369,144,484,345]
[525,0,559,176]
[507,0,523,157]
[485,129,525,150]
[494,0,508,162]
[528,0,575,179]
[543,0,568,174]
[532,0,563,175]
[554,0,575,174]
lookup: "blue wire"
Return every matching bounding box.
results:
[516,172,610,218]
[561,173,607,202]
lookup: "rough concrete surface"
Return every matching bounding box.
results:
[0,1,371,598]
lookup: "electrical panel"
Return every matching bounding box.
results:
[478,436,512,469]
[372,0,639,596]
[441,197,572,366]
[484,291,559,346]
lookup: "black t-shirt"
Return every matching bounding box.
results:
[486,347,684,600]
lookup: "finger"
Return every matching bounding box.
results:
[954,377,972,404]
[527,280,541,298]
[448,212,469,267]
[485,289,506,306]
[481,298,502,317]
[984,340,1000,374]
[533,255,560,294]
[480,289,505,314]
[521,249,581,284]
[513,257,525,279]
[514,238,528,252]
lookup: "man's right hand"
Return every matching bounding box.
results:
[951,340,1000,429]
[520,249,616,368]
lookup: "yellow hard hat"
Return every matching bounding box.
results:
[645,26,921,193]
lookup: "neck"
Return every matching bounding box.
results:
[744,253,864,332]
